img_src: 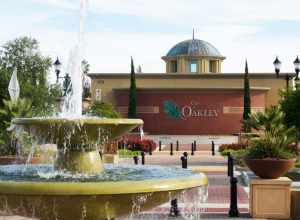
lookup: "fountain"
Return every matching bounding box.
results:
[0,1,208,219]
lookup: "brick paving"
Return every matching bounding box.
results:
[119,151,250,219]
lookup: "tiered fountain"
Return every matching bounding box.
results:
[0,1,208,219]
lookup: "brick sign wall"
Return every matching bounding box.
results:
[114,89,266,135]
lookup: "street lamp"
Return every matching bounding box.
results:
[273,56,281,78]
[53,57,62,83]
[293,56,300,80]
[273,56,300,90]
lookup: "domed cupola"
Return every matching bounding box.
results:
[162,36,225,74]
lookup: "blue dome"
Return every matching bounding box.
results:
[166,39,223,58]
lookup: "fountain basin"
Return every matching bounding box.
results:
[0,165,208,220]
[12,117,143,174]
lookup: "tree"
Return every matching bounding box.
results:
[128,57,137,118]
[88,101,121,118]
[0,36,61,150]
[62,73,72,96]
[0,98,33,155]
[81,59,91,98]
[280,89,300,138]
[243,60,251,132]
[0,36,61,116]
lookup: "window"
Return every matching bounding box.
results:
[190,60,198,73]
[170,60,177,73]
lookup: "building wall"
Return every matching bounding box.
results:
[90,73,288,107]
[114,89,266,135]
[89,73,290,135]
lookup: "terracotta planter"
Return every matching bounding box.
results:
[244,158,295,179]
[0,156,42,165]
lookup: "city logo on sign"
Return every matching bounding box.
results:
[163,100,218,120]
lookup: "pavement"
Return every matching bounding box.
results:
[117,151,255,219]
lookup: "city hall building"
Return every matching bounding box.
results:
[89,38,292,142]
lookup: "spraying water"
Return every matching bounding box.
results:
[60,0,88,117]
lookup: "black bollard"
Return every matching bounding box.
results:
[181,152,188,169]
[170,143,173,156]
[169,199,179,217]
[141,152,145,165]
[228,176,239,217]
[212,141,215,156]
[133,156,139,165]
[228,154,234,177]
[176,140,179,151]
[191,143,194,156]
[193,140,197,151]
[159,141,162,151]
[149,146,152,155]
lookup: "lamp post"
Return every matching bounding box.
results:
[273,56,298,90]
[53,57,62,83]
[293,56,300,80]
[273,56,281,78]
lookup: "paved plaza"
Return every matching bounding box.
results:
[118,150,255,219]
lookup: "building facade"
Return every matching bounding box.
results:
[89,38,292,136]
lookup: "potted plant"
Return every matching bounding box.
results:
[243,106,297,179]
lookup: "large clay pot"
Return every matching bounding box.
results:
[244,158,295,179]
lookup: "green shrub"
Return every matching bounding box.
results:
[87,101,121,118]
[245,106,297,160]
[219,143,247,156]
[118,149,140,158]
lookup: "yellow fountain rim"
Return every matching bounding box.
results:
[0,175,208,195]
[12,118,144,126]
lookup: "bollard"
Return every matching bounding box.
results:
[228,154,234,177]
[141,152,145,165]
[159,141,162,151]
[212,141,215,156]
[170,143,173,156]
[133,156,139,165]
[176,140,179,151]
[181,152,188,169]
[191,143,194,156]
[228,176,239,217]
[193,140,197,151]
[169,199,179,217]
[149,146,152,155]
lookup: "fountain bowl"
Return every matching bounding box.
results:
[12,117,143,173]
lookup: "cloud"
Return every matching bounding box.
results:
[1,0,300,81]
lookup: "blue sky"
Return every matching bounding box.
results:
[1,0,300,80]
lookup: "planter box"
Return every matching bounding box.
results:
[250,177,292,219]
[0,156,42,165]
[291,187,300,220]
[103,154,119,164]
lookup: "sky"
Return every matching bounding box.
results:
[1,0,300,81]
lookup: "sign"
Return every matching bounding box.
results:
[163,100,218,120]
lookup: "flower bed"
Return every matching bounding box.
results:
[120,136,157,153]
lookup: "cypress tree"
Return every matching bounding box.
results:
[243,60,251,132]
[128,57,137,118]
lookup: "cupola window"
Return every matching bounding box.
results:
[190,60,198,73]
[170,60,177,73]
